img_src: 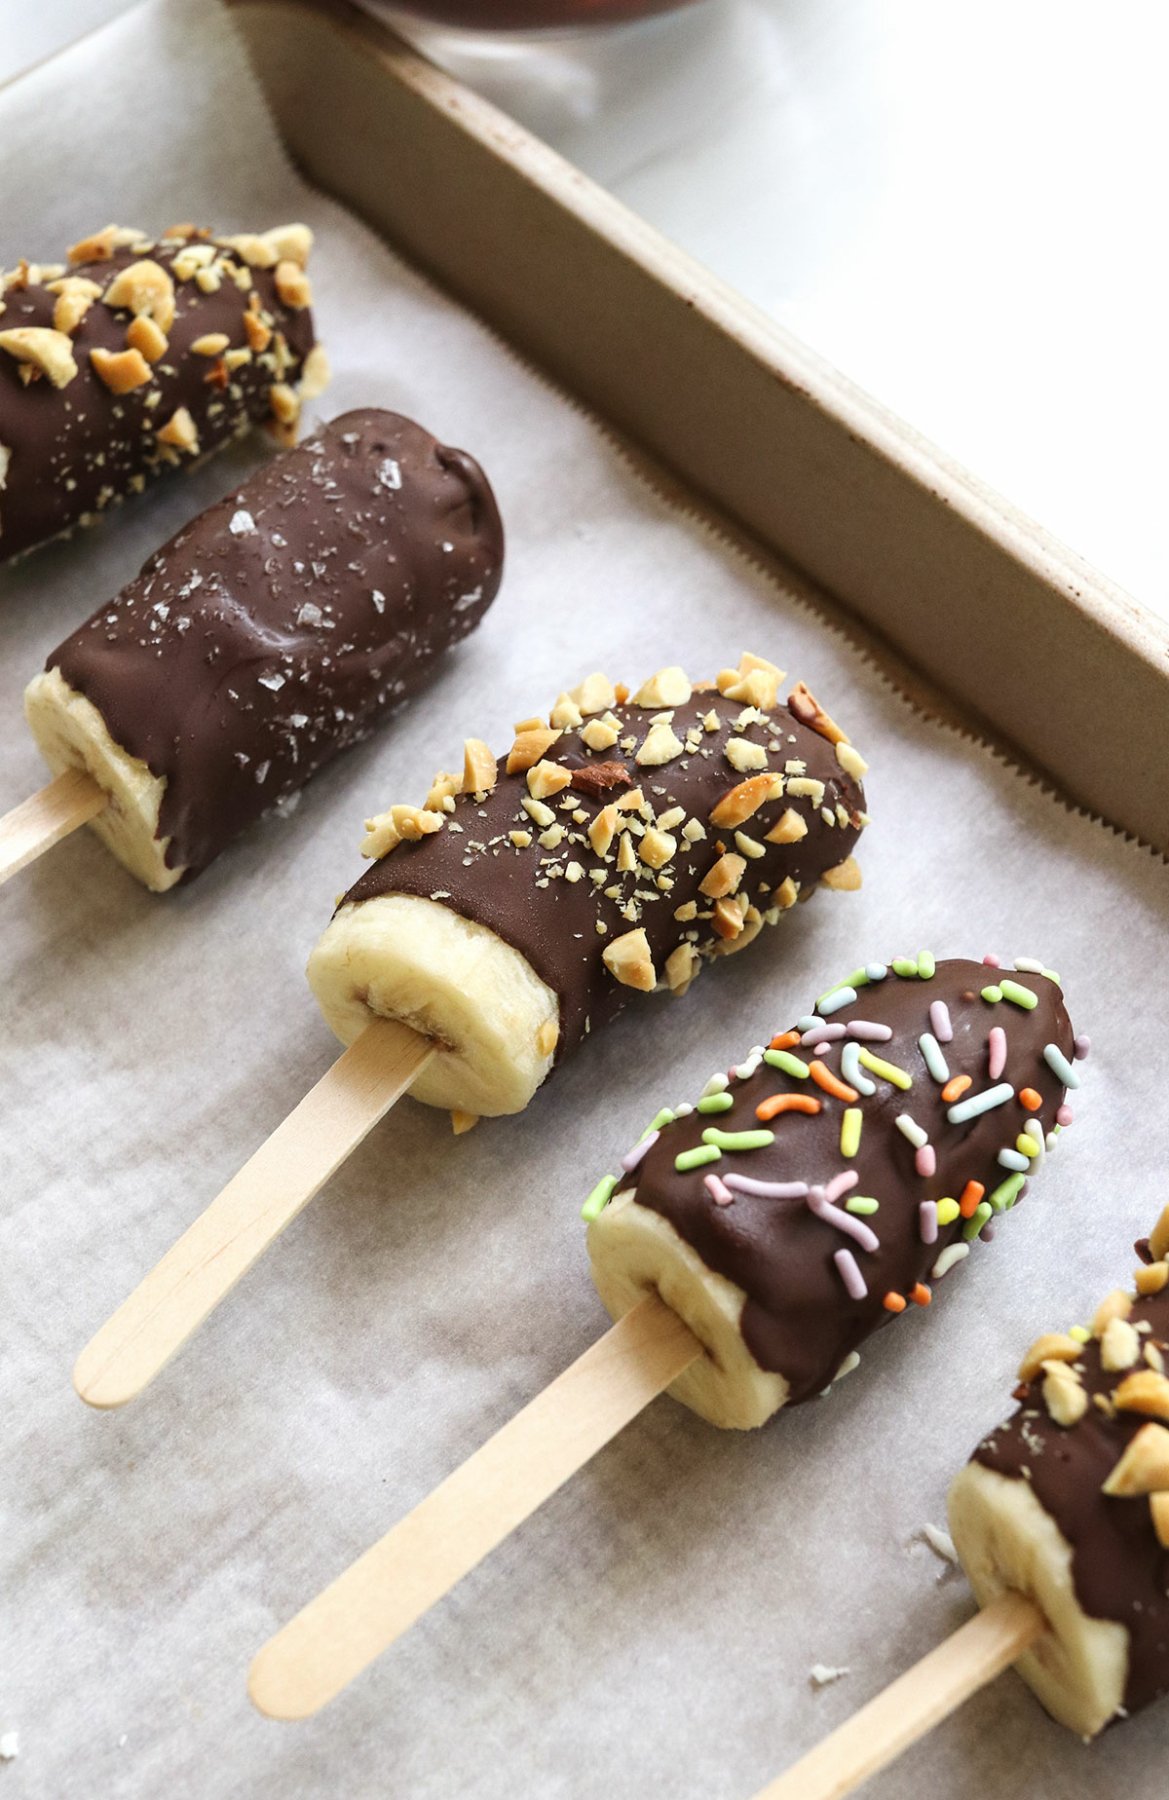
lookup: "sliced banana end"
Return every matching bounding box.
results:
[23,667,181,891]
[306,893,559,1118]
[587,1188,787,1430]
[947,1461,1127,1737]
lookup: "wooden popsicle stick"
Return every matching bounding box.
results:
[248,1293,701,1721]
[754,1589,1045,1800]
[0,768,106,886]
[73,1018,434,1410]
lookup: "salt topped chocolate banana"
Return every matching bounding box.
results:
[950,1203,1169,1739]
[0,222,327,562]
[309,655,868,1119]
[587,955,1079,1429]
[24,409,502,887]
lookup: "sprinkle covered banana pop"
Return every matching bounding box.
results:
[950,1205,1169,1739]
[587,956,1079,1428]
[22,409,503,888]
[0,222,326,563]
[308,654,868,1120]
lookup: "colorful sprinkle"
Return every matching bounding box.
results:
[768,1030,801,1052]
[697,1092,735,1114]
[929,1000,953,1044]
[981,984,1003,1004]
[1056,1103,1074,1127]
[999,979,1037,1011]
[841,1042,876,1096]
[845,1020,893,1042]
[857,1049,912,1091]
[808,1188,879,1252]
[846,1196,879,1216]
[915,1145,937,1178]
[1012,956,1044,973]
[865,962,889,981]
[818,986,858,1016]
[800,1023,846,1046]
[581,1174,617,1221]
[895,1113,928,1150]
[996,1149,1030,1173]
[941,1073,971,1104]
[1074,1034,1091,1061]
[648,1108,676,1133]
[796,1016,820,1034]
[948,1082,1014,1124]
[755,1093,821,1122]
[989,1173,1026,1211]
[987,1025,1007,1082]
[909,1282,932,1306]
[676,1144,721,1172]
[1015,1131,1041,1160]
[958,1181,986,1218]
[891,957,918,978]
[919,1200,938,1244]
[701,1127,775,1152]
[700,1072,730,1096]
[834,1248,868,1300]
[810,1061,860,1102]
[765,1048,811,1078]
[935,1197,960,1226]
[840,1107,862,1158]
[919,1033,950,1083]
[982,953,1001,967]
[620,1131,659,1172]
[824,1170,860,1203]
[726,1174,809,1199]
[1019,1087,1042,1112]
[962,1200,993,1240]
[916,952,936,979]
[704,1172,734,1207]
[931,1243,969,1278]
[1044,1043,1080,1089]
[883,1291,907,1313]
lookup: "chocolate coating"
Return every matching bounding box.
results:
[976,1278,1169,1717]
[628,960,1073,1402]
[0,228,318,562]
[343,679,866,1057]
[49,408,503,879]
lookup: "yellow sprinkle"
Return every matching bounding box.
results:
[840,1107,862,1159]
[936,1197,960,1227]
[1069,1325,1092,1344]
[1015,1134,1041,1159]
[857,1048,912,1091]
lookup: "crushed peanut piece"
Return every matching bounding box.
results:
[1102,1421,1169,1495]
[156,407,199,454]
[1092,1289,1134,1337]
[90,345,150,394]
[507,726,561,774]
[602,927,656,992]
[462,737,497,795]
[633,666,692,709]
[1018,1332,1083,1383]
[0,326,77,388]
[766,808,808,845]
[636,719,685,767]
[820,856,863,892]
[528,759,572,801]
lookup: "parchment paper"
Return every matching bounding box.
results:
[2,5,1166,1796]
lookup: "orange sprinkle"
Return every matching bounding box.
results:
[769,1030,801,1051]
[809,1060,859,1103]
[883,1292,907,1314]
[959,1180,986,1219]
[755,1094,822,1122]
[942,1073,972,1104]
[1019,1087,1043,1113]
[909,1283,932,1307]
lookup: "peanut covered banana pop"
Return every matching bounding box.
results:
[951,1206,1169,1739]
[587,955,1079,1428]
[0,223,327,563]
[22,409,502,887]
[309,654,868,1120]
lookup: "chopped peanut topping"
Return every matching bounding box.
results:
[1018,1332,1082,1383]
[1150,1205,1169,1262]
[699,852,747,900]
[1092,1289,1134,1337]
[581,717,620,752]
[1113,1370,1169,1420]
[536,1019,560,1057]
[156,407,199,454]
[710,773,784,828]
[507,726,561,773]
[550,691,583,730]
[425,770,462,811]
[602,927,656,992]
[711,896,746,941]
[90,345,151,394]
[126,315,168,362]
[836,742,868,781]
[588,805,620,858]
[1102,1421,1169,1495]
[570,672,617,716]
[638,828,677,871]
[788,680,847,744]
[724,736,767,774]
[820,856,863,892]
[48,276,102,334]
[0,326,77,388]
[360,804,444,859]
[1151,1492,1169,1548]
[717,652,783,710]
[244,309,273,355]
[636,719,685,767]
[1136,1262,1169,1297]
[774,876,799,909]
[274,259,313,309]
[1042,1361,1088,1428]
[766,808,808,845]
[462,738,497,795]
[633,666,692,709]
[1101,1316,1142,1372]
[191,332,231,357]
[103,259,176,332]
[664,943,700,996]
[527,760,572,801]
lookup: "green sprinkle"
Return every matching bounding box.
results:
[962,1200,993,1240]
[845,1195,879,1215]
[841,967,871,989]
[840,1107,862,1159]
[981,985,1003,1003]
[1069,1324,1091,1344]
[676,1145,722,1172]
[581,1174,618,1222]
[1044,968,1062,986]
[857,1048,913,1091]
[701,1127,775,1152]
[892,956,918,978]
[1000,979,1038,1011]
[697,1092,735,1114]
[647,1108,676,1134]
[764,1049,810,1079]
[989,1173,1026,1212]
[936,1197,960,1226]
[916,951,936,979]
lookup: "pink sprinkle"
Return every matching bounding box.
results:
[621,1130,658,1173]
[846,1021,893,1042]
[982,953,1001,967]
[801,1023,846,1045]
[919,1200,938,1244]
[704,1172,734,1207]
[929,1001,952,1043]
[915,1144,937,1178]
[726,1175,809,1199]
[981,1224,996,1241]
[987,1025,1007,1082]
[835,1248,868,1300]
[1057,1104,1074,1127]
[1074,1034,1091,1061]
[813,1041,832,1056]
[809,1190,879,1253]
[824,1169,860,1203]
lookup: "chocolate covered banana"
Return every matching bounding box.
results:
[587,956,1079,1429]
[24,409,503,887]
[308,655,868,1119]
[950,1203,1169,1740]
[0,222,326,563]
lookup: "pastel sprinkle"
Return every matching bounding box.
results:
[999,979,1038,1011]
[824,1170,859,1203]
[810,1061,860,1102]
[919,1200,938,1244]
[929,1001,953,1043]
[865,962,889,981]
[857,1049,912,1091]
[841,968,872,988]
[1018,1086,1042,1113]
[892,957,918,978]
[1044,1043,1081,1089]
[1074,1034,1091,1061]
[841,1042,876,1096]
[948,1082,1014,1124]
[800,1023,846,1045]
[941,1073,971,1104]
[931,1243,969,1278]
[765,1048,811,1078]
[958,1181,986,1218]
[987,1025,1007,1082]
[621,1131,659,1172]
[818,986,858,1016]
[846,1020,893,1042]
[676,1145,721,1172]
[840,1107,862,1158]
[895,1113,928,1150]
[916,952,936,979]
[755,1093,821,1122]
[846,1196,879,1215]
[982,953,1001,967]
[997,1149,1030,1173]
[1056,1103,1074,1126]
[808,1188,879,1253]
[1012,956,1044,973]
[962,1200,993,1240]
[648,1108,676,1133]
[581,1174,617,1221]
[726,1175,809,1199]
[989,1173,1026,1211]
[883,1291,907,1313]
[701,1127,774,1152]
[700,1071,730,1096]
[1015,1131,1041,1160]
[834,1248,868,1300]
[919,1033,950,1083]
[704,1172,734,1207]
[981,984,1003,1003]
[915,1144,937,1178]
[796,1016,820,1034]
[697,1092,735,1114]
[769,1031,801,1051]
[935,1197,960,1227]
[909,1282,932,1306]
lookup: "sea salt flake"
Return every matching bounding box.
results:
[229,509,255,535]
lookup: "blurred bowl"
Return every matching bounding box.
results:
[384,0,704,28]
